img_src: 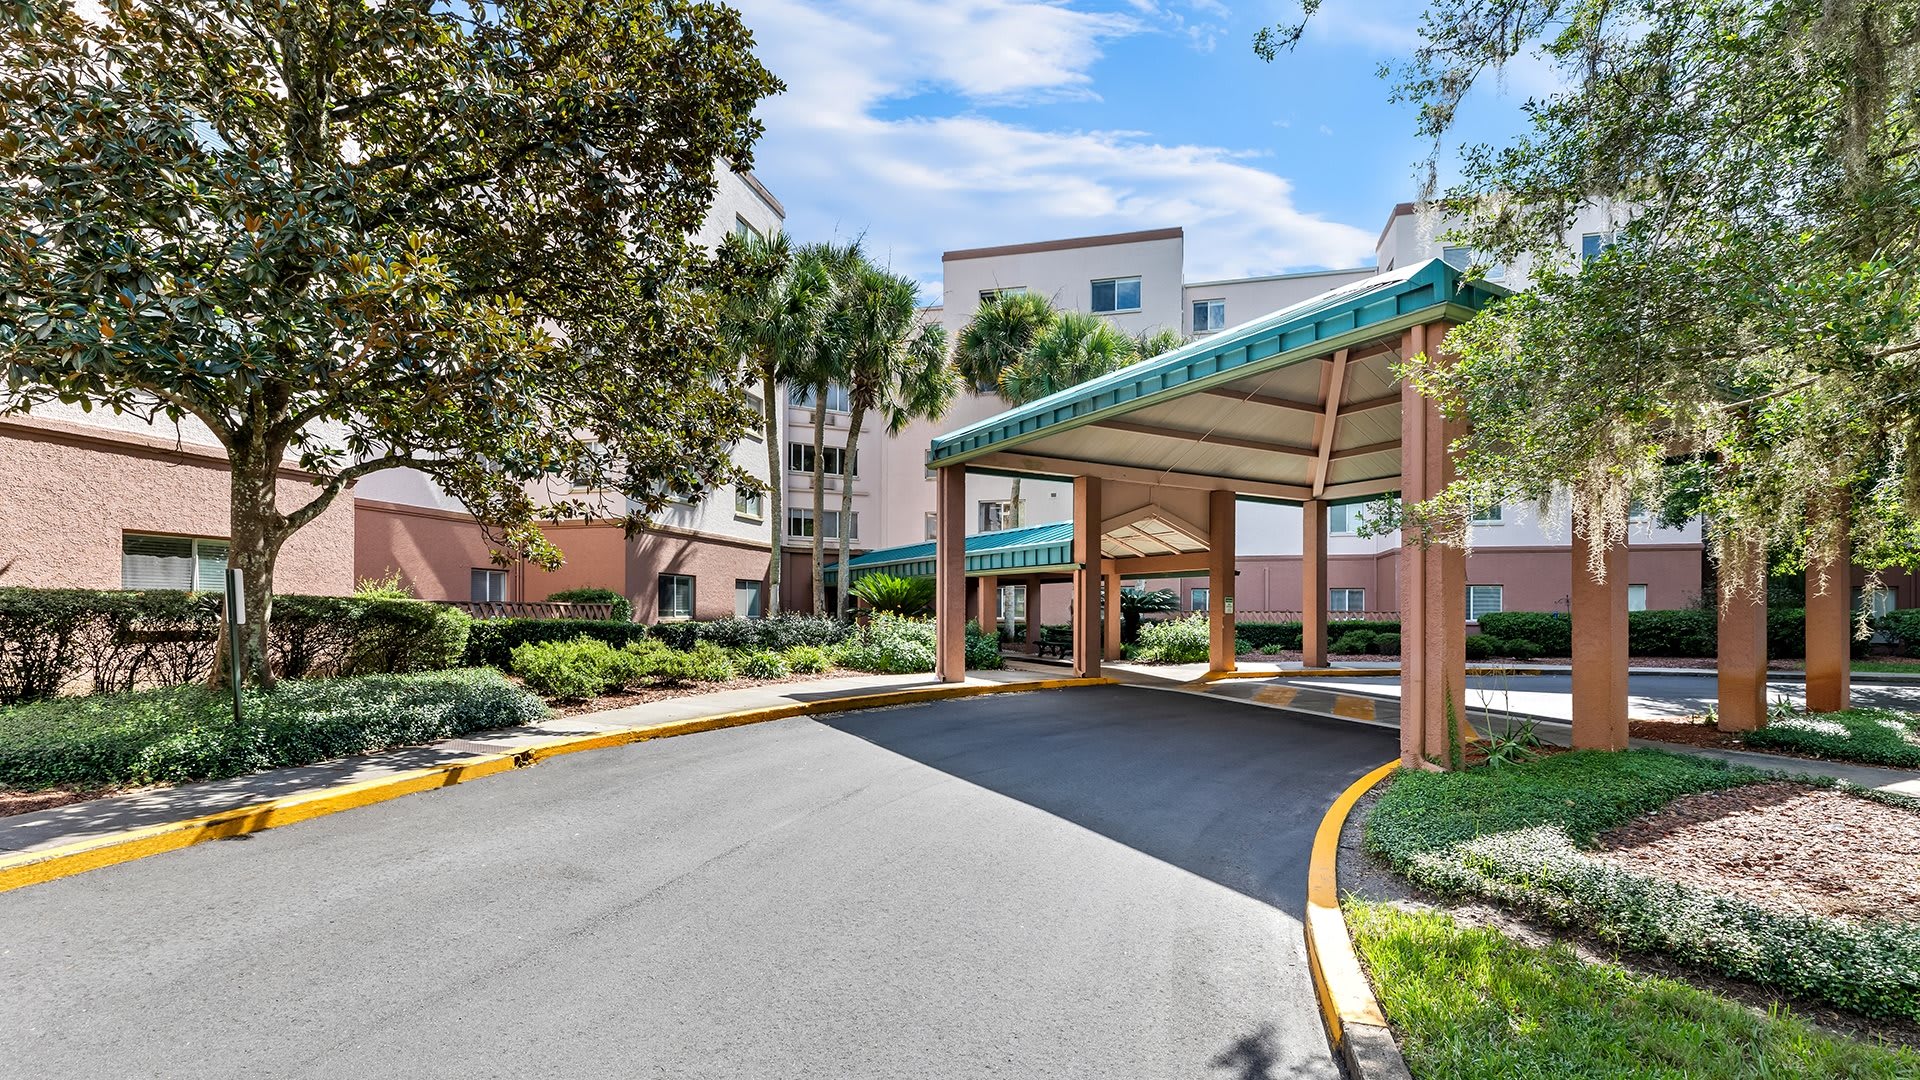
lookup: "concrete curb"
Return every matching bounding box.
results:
[1203,665,1543,682]
[1305,759,1412,1080]
[0,676,1115,896]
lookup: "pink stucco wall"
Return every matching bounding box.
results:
[354,498,535,603]
[0,419,354,595]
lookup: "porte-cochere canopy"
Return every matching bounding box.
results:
[928,259,1502,502]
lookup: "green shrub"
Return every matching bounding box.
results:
[1131,613,1211,663]
[1465,635,1501,661]
[1767,606,1807,658]
[630,641,694,685]
[849,572,936,616]
[737,650,791,680]
[834,614,937,673]
[464,618,652,667]
[1878,609,1920,655]
[1627,609,1716,657]
[0,668,546,789]
[1745,707,1920,768]
[683,617,758,649]
[1375,632,1402,655]
[782,645,831,674]
[1330,629,1379,655]
[1365,751,1920,1022]
[509,636,646,700]
[545,586,633,623]
[354,570,416,600]
[965,620,1004,670]
[647,615,851,652]
[1502,637,1541,660]
[1476,612,1572,656]
[685,641,735,681]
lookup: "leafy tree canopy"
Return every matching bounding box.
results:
[0,0,781,678]
[1264,0,1920,592]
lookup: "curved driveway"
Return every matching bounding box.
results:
[0,685,1393,1080]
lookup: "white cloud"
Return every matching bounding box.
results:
[735,0,1374,294]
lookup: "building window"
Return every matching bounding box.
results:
[658,574,695,619]
[1090,276,1142,314]
[787,442,856,477]
[788,508,857,540]
[470,568,507,604]
[1190,587,1210,612]
[788,383,851,412]
[1628,584,1648,612]
[1466,585,1505,622]
[1442,245,1506,282]
[997,584,1028,622]
[978,287,1027,303]
[735,487,764,521]
[1327,503,1357,535]
[735,579,765,619]
[978,499,1020,532]
[1471,503,1503,524]
[121,534,229,592]
[1330,588,1366,612]
[743,391,764,440]
[1581,231,1619,261]
[733,215,761,242]
[1192,298,1226,333]
[924,512,939,541]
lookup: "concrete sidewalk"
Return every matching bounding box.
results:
[0,669,1056,859]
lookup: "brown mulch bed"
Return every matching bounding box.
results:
[1599,781,1920,922]
[0,785,129,819]
[1629,717,1748,751]
[540,669,854,718]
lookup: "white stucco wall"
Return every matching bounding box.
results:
[939,230,1187,341]
[1181,267,1375,338]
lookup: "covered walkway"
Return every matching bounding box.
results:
[926,259,1860,767]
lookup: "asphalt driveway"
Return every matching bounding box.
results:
[0,685,1393,1079]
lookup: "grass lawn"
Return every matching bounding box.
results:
[1365,750,1920,1022]
[1744,707,1920,768]
[0,668,547,790]
[1348,901,1920,1079]
[1851,659,1920,674]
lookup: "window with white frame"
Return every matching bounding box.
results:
[1442,245,1506,282]
[1190,587,1210,612]
[787,442,856,477]
[658,574,695,619]
[735,487,764,520]
[1192,298,1226,333]
[1466,584,1505,621]
[978,499,1021,532]
[997,584,1028,622]
[1628,584,1648,612]
[787,383,851,412]
[1327,503,1357,535]
[743,391,764,439]
[734,579,764,618]
[470,567,507,603]
[1330,588,1366,612]
[1581,231,1619,261]
[733,215,762,242]
[978,287,1027,303]
[1090,276,1142,313]
[924,512,938,541]
[788,508,857,540]
[1471,503,1504,524]
[121,534,229,592]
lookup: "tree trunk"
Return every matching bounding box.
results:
[835,403,865,620]
[207,448,284,690]
[810,388,829,615]
[762,367,782,617]
[1010,476,1022,529]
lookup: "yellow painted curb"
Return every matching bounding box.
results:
[1305,759,1400,1055]
[0,676,1116,896]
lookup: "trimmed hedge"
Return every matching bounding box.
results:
[1234,619,1401,652]
[1366,751,1920,1022]
[0,668,546,789]
[545,586,633,624]
[649,614,851,652]
[1474,608,1813,659]
[0,587,470,704]
[465,617,652,668]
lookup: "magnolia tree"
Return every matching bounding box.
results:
[1263,0,1920,594]
[0,0,781,683]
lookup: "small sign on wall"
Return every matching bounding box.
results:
[1223,596,1234,615]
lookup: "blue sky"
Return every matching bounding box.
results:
[728,0,1555,298]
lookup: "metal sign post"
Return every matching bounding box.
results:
[225,569,246,725]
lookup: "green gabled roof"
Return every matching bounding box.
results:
[927,258,1503,467]
[822,521,1077,586]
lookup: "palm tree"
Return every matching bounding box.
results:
[793,240,865,615]
[954,292,1058,528]
[1000,310,1139,403]
[1133,327,1185,359]
[719,231,830,617]
[831,261,957,617]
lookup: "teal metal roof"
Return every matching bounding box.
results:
[928,258,1502,467]
[823,521,1077,586]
